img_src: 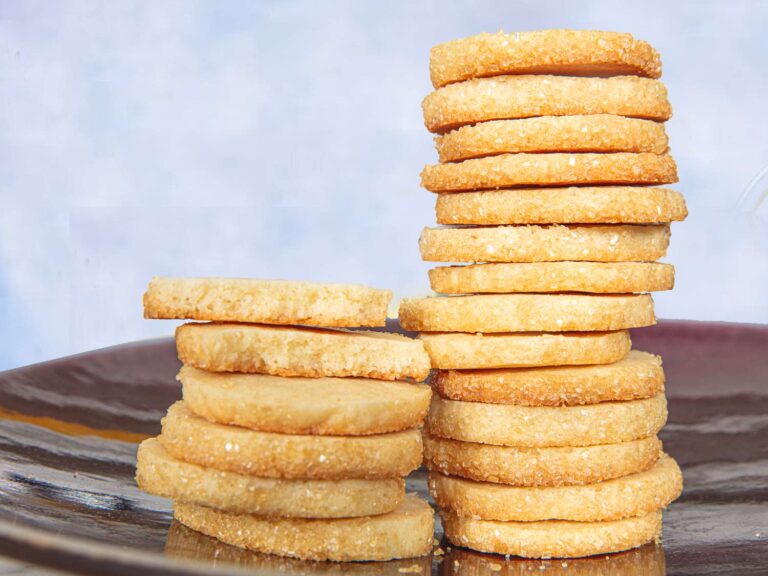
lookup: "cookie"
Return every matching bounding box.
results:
[399,293,655,333]
[419,330,630,370]
[419,224,670,263]
[423,434,661,486]
[176,323,431,381]
[159,402,422,480]
[435,186,687,224]
[423,76,671,133]
[440,509,661,558]
[136,437,404,518]
[421,153,678,192]
[143,277,391,328]
[435,116,668,162]
[429,454,682,522]
[428,262,675,294]
[425,394,667,447]
[174,494,435,562]
[179,366,432,436]
[429,30,661,88]
[434,350,664,406]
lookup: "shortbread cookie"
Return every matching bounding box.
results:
[419,224,670,263]
[176,323,430,380]
[420,330,630,370]
[429,262,675,294]
[179,366,431,436]
[159,402,422,480]
[174,494,435,562]
[426,394,667,447]
[430,454,682,522]
[429,30,661,88]
[399,294,655,333]
[435,116,668,162]
[435,186,687,224]
[434,350,664,405]
[143,277,391,327]
[423,434,661,486]
[423,76,671,133]
[441,509,662,558]
[136,437,404,518]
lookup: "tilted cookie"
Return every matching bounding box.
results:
[429,262,675,294]
[420,330,630,370]
[174,494,435,562]
[419,224,670,263]
[434,350,664,406]
[423,75,671,133]
[429,30,661,88]
[179,366,432,436]
[430,454,682,522]
[400,293,655,333]
[176,323,431,380]
[136,437,404,518]
[159,402,422,480]
[143,277,391,327]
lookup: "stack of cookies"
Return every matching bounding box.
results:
[399,30,685,558]
[136,277,435,562]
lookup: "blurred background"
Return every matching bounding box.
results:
[2,0,767,369]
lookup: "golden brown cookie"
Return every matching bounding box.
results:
[143,277,391,328]
[175,323,431,381]
[174,494,435,562]
[399,293,655,333]
[159,402,422,480]
[179,366,431,436]
[419,224,670,263]
[434,350,664,406]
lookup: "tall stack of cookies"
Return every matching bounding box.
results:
[136,277,435,562]
[400,30,685,558]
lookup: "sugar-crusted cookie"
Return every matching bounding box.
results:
[179,366,432,436]
[136,437,404,518]
[159,402,422,480]
[176,323,431,381]
[429,30,661,88]
[434,350,664,406]
[419,224,670,263]
[423,76,671,133]
[143,277,391,328]
[399,293,655,333]
[174,494,435,562]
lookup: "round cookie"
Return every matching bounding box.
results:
[425,394,667,447]
[179,366,432,436]
[429,454,682,522]
[174,494,435,562]
[399,293,655,333]
[429,262,675,294]
[435,186,687,225]
[429,30,661,88]
[176,323,431,381]
[159,402,422,480]
[143,276,391,328]
[136,437,405,518]
[423,434,661,486]
[434,350,664,406]
[420,330,630,370]
[435,116,668,162]
[440,509,662,558]
[422,75,671,133]
[419,224,670,263]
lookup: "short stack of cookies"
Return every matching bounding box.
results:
[399,30,685,558]
[136,277,435,562]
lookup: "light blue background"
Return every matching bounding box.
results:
[2,1,767,369]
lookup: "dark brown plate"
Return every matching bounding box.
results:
[0,320,766,575]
